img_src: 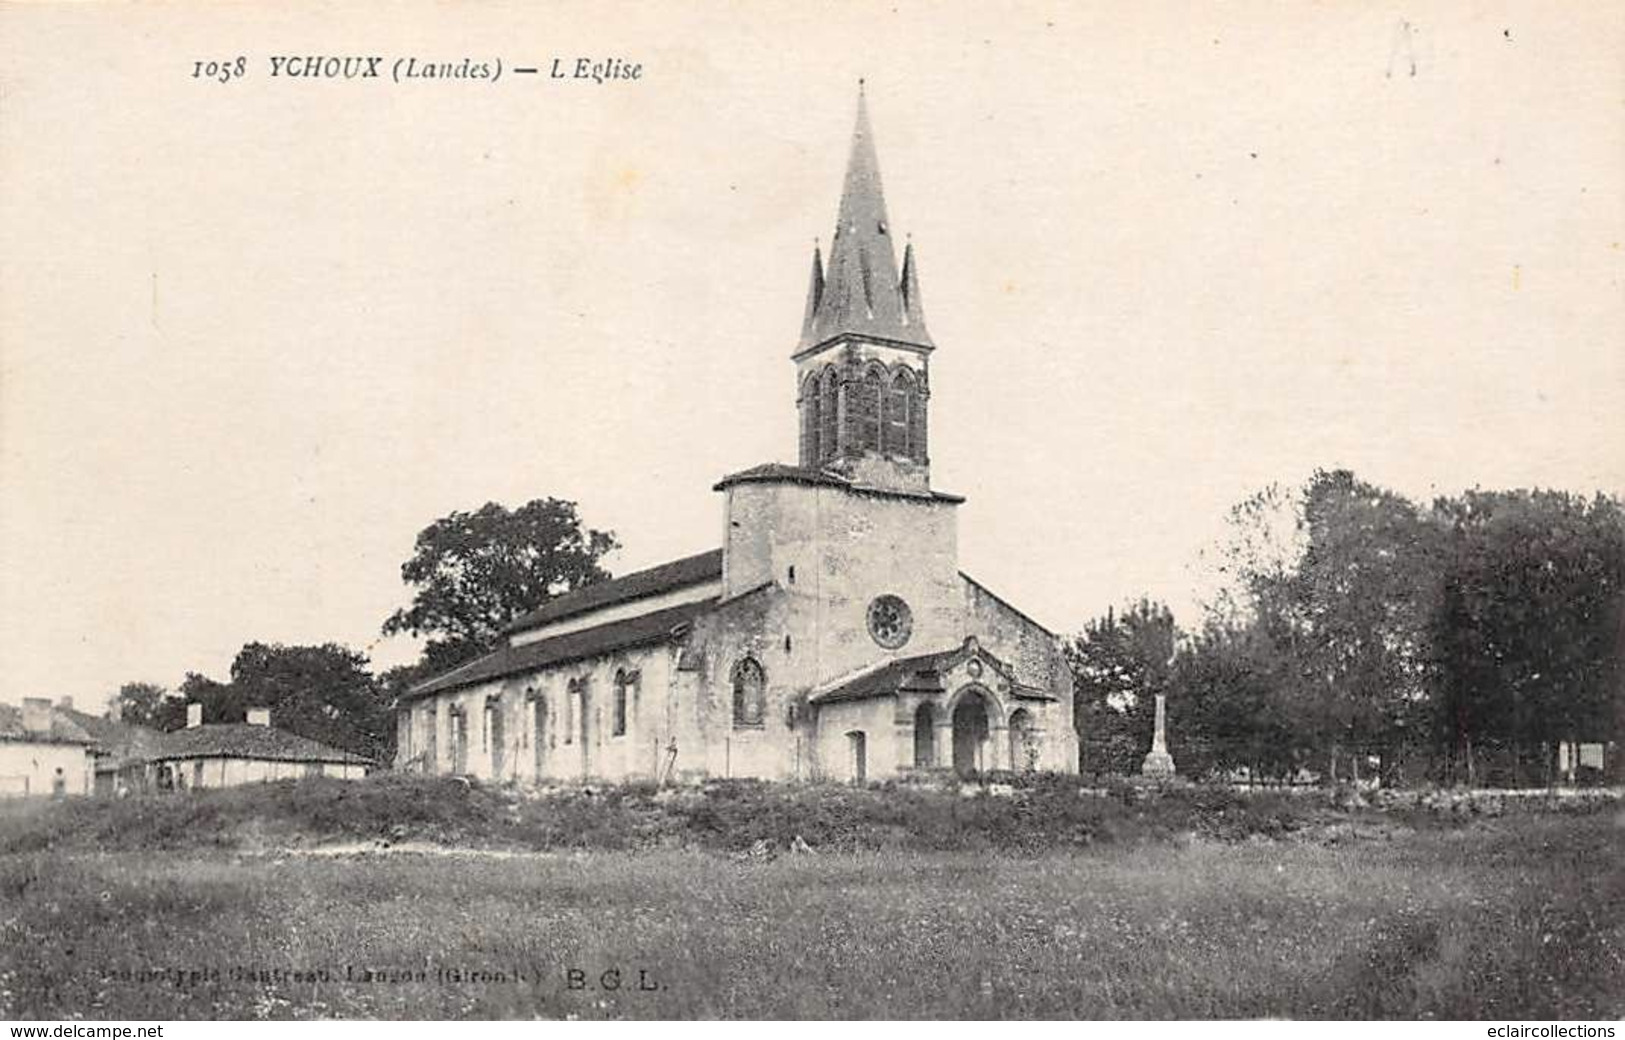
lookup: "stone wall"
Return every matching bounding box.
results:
[813,698,900,782]
[402,641,679,785]
[166,757,368,788]
[723,480,962,684]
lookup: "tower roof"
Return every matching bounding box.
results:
[798,85,933,354]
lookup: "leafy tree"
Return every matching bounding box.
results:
[383,499,618,671]
[1428,490,1625,784]
[1292,469,1438,782]
[1068,599,1179,776]
[229,642,394,761]
[1202,482,1307,633]
[1173,621,1300,781]
[160,646,392,760]
[114,681,169,727]
[175,672,236,727]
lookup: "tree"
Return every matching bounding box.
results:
[114,681,169,727]
[1292,469,1437,783]
[159,645,393,759]
[1068,598,1180,776]
[1170,621,1300,781]
[383,499,619,671]
[229,642,394,761]
[1195,471,1444,782]
[175,672,235,727]
[1428,490,1625,785]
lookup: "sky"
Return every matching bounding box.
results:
[2,2,1621,711]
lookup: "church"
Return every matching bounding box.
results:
[394,90,1078,783]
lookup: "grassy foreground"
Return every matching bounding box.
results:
[0,781,1619,1019]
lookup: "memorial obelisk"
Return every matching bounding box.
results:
[1140,693,1177,778]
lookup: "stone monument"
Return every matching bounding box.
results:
[1140,693,1177,778]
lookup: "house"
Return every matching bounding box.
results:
[57,702,165,795]
[395,88,1078,784]
[0,697,96,796]
[150,705,372,790]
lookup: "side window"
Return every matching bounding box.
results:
[885,368,914,456]
[732,657,766,727]
[612,669,636,737]
[818,367,840,461]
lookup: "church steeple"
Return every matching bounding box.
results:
[794,85,934,491]
[798,84,933,353]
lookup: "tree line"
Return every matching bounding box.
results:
[1070,470,1625,787]
[104,473,1621,786]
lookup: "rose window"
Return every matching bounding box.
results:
[867,595,913,649]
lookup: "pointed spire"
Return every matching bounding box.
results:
[899,237,928,333]
[800,242,825,340]
[797,84,934,353]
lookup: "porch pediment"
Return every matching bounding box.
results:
[808,637,1041,706]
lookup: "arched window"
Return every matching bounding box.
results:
[732,657,766,727]
[449,705,469,774]
[421,704,438,773]
[485,694,505,775]
[612,669,637,737]
[563,679,577,744]
[818,367,840,462]
[800,372,821,466]
[529,692,548,775]
[885,369,915,457]
[1009,708,1035,772]
[850,366,883,452]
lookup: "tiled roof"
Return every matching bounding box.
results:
[810,639,1056,705]
[810,648,959,705]
[155,724,372,765]
[0,703,95,745]
[503,549,722,635]
[409,598,716,701]
[713,463,849,490]
[712,463,965,503]
[59,709,165,767]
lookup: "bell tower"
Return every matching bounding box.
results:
[794,84,934,495]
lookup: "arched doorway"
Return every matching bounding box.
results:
[913,703,936,768]
[1008,708,1033,773]
[952,692,991,776]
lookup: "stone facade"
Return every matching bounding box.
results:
[396,90,1077,784]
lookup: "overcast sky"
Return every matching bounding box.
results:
[2,2,1620,710]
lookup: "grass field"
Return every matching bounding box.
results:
[1,779,1620,1020]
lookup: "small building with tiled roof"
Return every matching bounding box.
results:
[152,706,371,790]
[57,704,165,795]
[0,698,96,797]
[395,87,1077,784]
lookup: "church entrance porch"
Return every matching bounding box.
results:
[951,692,992,776]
